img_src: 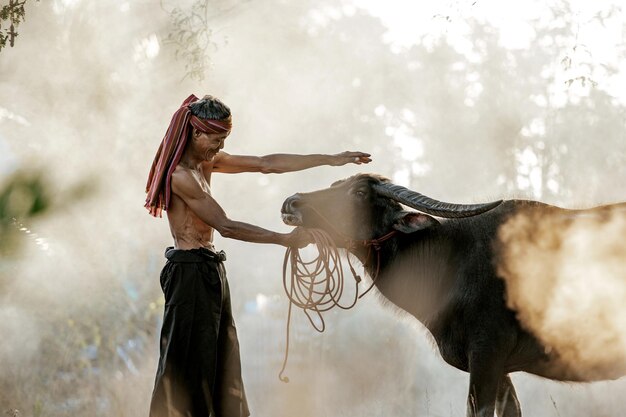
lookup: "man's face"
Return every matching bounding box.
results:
[193,129,230,161]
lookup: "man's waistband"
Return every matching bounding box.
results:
[164,246,227,263]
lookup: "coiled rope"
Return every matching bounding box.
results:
[278,227,397,382]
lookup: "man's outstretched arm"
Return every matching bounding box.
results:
[209,151,371,174]
[171,168,310,247]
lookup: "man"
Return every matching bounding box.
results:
[144,94,371,417]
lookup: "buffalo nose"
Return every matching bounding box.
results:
[282,193,303,214]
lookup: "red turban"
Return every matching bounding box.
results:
[145,94,232,217]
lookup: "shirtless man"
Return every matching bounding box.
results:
[144,94,371,417]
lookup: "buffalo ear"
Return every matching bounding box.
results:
[392,211,438,234]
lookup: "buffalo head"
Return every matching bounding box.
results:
[281,173,501,245]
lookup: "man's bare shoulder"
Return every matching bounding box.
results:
[171,165,205,199]
[171,165,196,184]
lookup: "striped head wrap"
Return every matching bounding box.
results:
[145,94,232,217]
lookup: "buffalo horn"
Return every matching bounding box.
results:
[373,183,502,218]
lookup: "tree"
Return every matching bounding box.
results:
[0,0,39,51]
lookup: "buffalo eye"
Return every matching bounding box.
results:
[355,190,366,198]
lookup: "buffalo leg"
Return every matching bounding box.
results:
[466,355,502,417]
[495,375,521,417]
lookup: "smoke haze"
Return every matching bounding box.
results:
[1,0,626,416]
[498,204,626,381]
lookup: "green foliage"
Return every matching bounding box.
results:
[0,0,39,51]
[160,0,249,81]
[0,169,156,416]
[0,171,51,255]
[0,170,97,257]
[160,0,214,81]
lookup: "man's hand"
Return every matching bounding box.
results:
[284,227,313,248]
[331,151,372,166]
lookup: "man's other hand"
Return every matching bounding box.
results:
[285,227,313,248]
[331,151,372,166]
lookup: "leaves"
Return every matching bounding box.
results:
[0,0,39,52]
[160,0,250,81]
[160,0,215,81]
[564,75,598,88]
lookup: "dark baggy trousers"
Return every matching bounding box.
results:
[149,247,250,417]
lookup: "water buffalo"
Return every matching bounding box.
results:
[280,173,626,417]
